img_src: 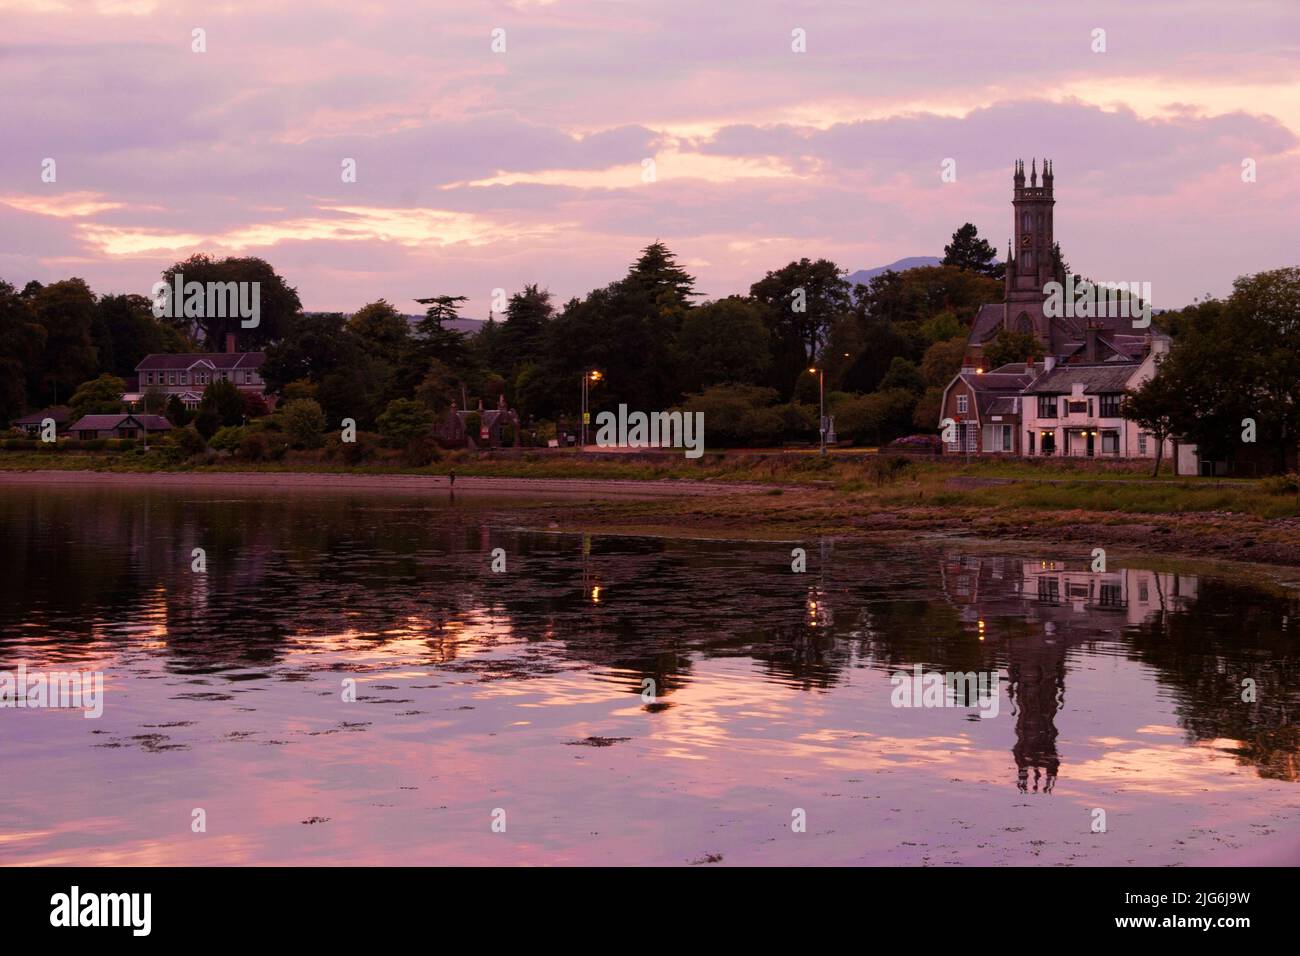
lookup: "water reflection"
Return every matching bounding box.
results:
[2,486,1298,865]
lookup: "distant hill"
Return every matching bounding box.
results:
[847,256,943,288]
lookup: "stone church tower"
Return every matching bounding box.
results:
[1003,158,1055,342]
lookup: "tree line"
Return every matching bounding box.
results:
[3,235,1295,464]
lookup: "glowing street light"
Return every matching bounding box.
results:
[581,369,603,448]
[808,366,826,456]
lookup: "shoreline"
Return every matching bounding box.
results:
[0,468,774,498]
[4,467,1298,581]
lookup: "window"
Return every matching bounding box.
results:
[982,424,1013,452]
[1037,396,1057,418]
[1099,393,1122,417]
[956,394,968,414]
[1037,578,1060,604]
[1067,400,1088,414]
[1027,431,1035,455]
[168,372,176,385]
[1102,432,1119,454]
[1139,432,1149,455]
[1099,584,1124,608]
[144,371,153,385]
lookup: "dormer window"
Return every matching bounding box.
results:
[957,394,969,414]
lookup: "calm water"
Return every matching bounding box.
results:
[2,485,1298,866]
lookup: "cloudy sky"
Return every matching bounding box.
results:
[2,0,1297,317]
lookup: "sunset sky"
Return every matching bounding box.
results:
[2,0,1297,318]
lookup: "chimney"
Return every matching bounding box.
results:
[225,332,237,354]
[1084,323,1099,362]
[1044,355,1057,372]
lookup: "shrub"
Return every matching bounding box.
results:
[377,398,434,448]
[402,434,440,467]
[280,399,326,449]
[238,431,270,461]
[209,425,247,453]
[1260,473,1299,495]
[864,454,914,486]
[340,431,380,465]
[173,426,207,458]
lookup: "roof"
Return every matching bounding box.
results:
[136,352,265,371]
[14,407,70,425]
[969,303,1004,343]
[983,395,1020,417]
[1023,363,1140,395]
[69,414,173,431]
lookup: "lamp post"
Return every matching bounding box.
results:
[580,369,602,449]
[809,366,825,456]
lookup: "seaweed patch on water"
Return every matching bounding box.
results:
[567,736,631,747]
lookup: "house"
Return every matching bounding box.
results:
[13,407,71,438]
[135,333,269,411]
[938,159,1197,467]
[1020,337,1183,465]
[939,363,1038,454]
[68,414,173,440]
[436,395,521,449]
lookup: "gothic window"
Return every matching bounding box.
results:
[1022,212,1031,231]
[1016,312,1033,334]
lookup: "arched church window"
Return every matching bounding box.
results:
[1016,312,1033,334]
[1022,212,1031,231]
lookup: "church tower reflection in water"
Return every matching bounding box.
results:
[940,553,1198,792]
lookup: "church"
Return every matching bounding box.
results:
[966,158,1148,362]
[938,160,1194,471]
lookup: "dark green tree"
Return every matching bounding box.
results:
[200,379,246,428]
[983,328,1044,370]
[31,278,99,407]
[943,223,1002,278]
[0,281,45,420]
[750,258,850,398]
[160,254,302,348]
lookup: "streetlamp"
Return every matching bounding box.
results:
[580,369,602,449]
[808,366,826,456]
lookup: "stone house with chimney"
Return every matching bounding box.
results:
[435,395,521,449]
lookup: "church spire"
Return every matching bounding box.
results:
[1031,157,1037,187]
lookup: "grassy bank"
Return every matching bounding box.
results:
[2,447,1293,518]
